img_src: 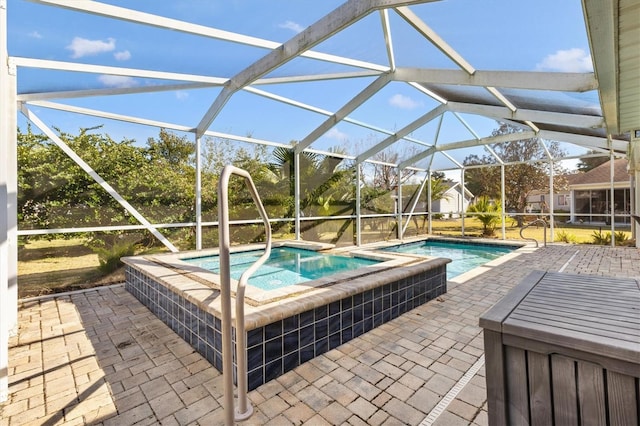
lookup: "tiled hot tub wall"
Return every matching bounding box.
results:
[125,263,447,390]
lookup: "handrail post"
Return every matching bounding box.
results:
[218,165,272,425]
[519,218,547,248]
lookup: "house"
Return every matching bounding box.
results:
[527,159,631,224]
[431,181,474,218]
[568,159,631,224]
[526,190,571,214]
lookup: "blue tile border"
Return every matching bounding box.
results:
[125,263,446,390]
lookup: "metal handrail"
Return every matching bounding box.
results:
[218,165,272,425]
[520,218,547,247]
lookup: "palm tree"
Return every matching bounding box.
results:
[467,195,502,236]
[268,146,351,240]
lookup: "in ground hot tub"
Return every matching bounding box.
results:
[123,241,449,389]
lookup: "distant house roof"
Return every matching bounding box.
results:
[444,181,474,198]
[568,159,630,186]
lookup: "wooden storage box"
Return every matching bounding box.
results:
[480,270,640,425]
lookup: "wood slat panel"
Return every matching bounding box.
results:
[527,351,552,426]
[503,332,640,378]
[508,311,639,341]
[517,302,639,332]
[577,360,607,426]
[520,295,640,322]
[551,355,578,426]
[483,330,508,426]
[529,286,639,309]
[607,371,638,426]
[505,317,640,359]
[506,346,530,425]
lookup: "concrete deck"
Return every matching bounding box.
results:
[2,244,639,425]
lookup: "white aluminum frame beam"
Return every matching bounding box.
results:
[394,6,475,74]
[399,131,536,169]
[394,7,522,113]
[26,100,195,132]
[23,98,420,167]
[380,9,396,71]
[409,81,448,104]
[296,74,393,153]
[245,86,432,148]
[255,70,385,86]
[12,57,228,84]
[0,0,16,403]
[393,68,598,92]
[453,112,505,164]
[538,130,628,153]
[196,0,435,137]
[17,82,218,102]
[355,104,447,163]
[401,171,428,235]
[17,70,383,102]
[25,82,436,154]
[29,0,390,73]
[29,96,622,175]
[447,101,605,128]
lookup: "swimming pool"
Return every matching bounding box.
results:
[382,239,520,279]
[182,247,379,290]
[123,241,450,390]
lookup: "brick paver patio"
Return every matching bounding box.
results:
[1,244,639,425]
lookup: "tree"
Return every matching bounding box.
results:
[461,154,501,199]
[146,128,193,167]
[467,195,501,236]
[576,151,609,173]
[267,145,353,241]
[269,146,350,216]
[359,144,420,216]
[463,123,567,226]
[18,126,197,240]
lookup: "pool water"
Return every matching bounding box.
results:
[183,247,379,290]
[382,240,516,279]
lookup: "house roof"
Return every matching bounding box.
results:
[445,181,474,198]
[568,158,630,186]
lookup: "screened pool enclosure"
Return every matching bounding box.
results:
[1,0,639,402]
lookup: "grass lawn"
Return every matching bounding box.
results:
[424,218,632,244]
[18,238,125,298]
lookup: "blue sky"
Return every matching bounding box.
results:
[9,0,597,171]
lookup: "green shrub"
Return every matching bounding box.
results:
[591,230,611,245]
[93,242,137,274]
[555,230,577,243]
[614,231,629,244]
[467,196,501,236]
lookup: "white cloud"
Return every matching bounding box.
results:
[67,37,116,58]
[278,20,304,33]
[114,50,131,61]
[536,48,593,72]
[98,75,137,88]
[326,128,349,142]
[28,31,42,39]
[175,91,189,100]
[389,94,423,110]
